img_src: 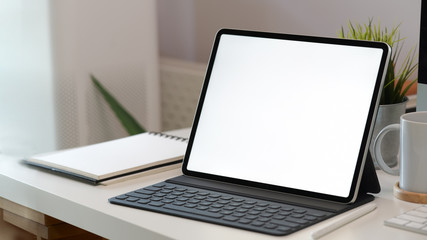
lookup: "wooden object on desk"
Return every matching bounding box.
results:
[394,182,427,204]
[0,197,106,240]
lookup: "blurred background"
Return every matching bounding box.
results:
[0,0,421,157]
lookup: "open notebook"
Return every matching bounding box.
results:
[25,132,187,184]
[109,29,390,236]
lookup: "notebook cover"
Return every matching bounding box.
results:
[24,132,187,184]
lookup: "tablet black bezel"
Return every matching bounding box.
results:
[182,29,390,204]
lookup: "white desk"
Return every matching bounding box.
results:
[0,129,425,239]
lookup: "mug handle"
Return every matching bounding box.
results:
[373,123,400,176]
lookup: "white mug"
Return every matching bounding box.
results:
[373,111,427,193]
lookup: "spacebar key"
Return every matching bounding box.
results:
[164,205,223,218]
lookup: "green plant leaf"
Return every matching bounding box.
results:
[338,18,418,105]
[91,74,146,135]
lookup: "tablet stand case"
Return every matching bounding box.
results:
[168,157,380,214]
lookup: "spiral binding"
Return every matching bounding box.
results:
[148,132,188,142]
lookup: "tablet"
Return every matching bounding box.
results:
[183,29,390,203]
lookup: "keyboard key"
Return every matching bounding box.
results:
[247,210,261,215]
[244,215,258,220]
[251,221,264,227]
[233,213,245,218]
[241,204,254,209]
[385,205,427,235]
[188,199,200,204]
[208,208,221,213]
[294,209,307,214]
[408,210,427,218]
[256,203,269,207]
[273,215,286,220]
[206,198,218,202]
[125,197,139,202]
[162,199,174,204]
[398,214,427,223]
[115,195,127,200]
[153,193,166,197]
[176,197,189,202]
[184,203,197,208]
[266,209,279,214]
[278,211,291,216]
[238,218,252,224]
[254,207,267,211]
[218,200,230,204]
[260,213,273,218]
[223,206,236,211]
[281,207,294,211]
[165,195,178,200]
[199,202,212,206]
[144,186,161,192]
[220,196,233,201]
[137,199,150,204]
[148,201,164,207]
[224,216,239,222]
[287,217,308,224]
[212,204,224,208]
[164,204,223,218]
[171,191,184,196]
[183,194,195,198]
[196,206,209,211]
[236,208,248,213]
[135,189,155,195]
[385,217,409,226]
[406,222,425,229]
[163,185,176,190]
[258,217,271,222]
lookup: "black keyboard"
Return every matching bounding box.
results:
[109,182,333,236]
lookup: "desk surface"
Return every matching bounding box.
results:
[0,129,425,239]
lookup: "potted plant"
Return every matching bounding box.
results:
[91,74,146,136]
[338,19,418,168]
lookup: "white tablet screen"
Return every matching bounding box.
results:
[184,30,388,201]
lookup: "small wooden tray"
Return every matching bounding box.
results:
[394,182,427,204]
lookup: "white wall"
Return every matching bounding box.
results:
[51,0,160,149]
[0,0,159,157]
[0,0,56,156]
[158,0,421,68]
